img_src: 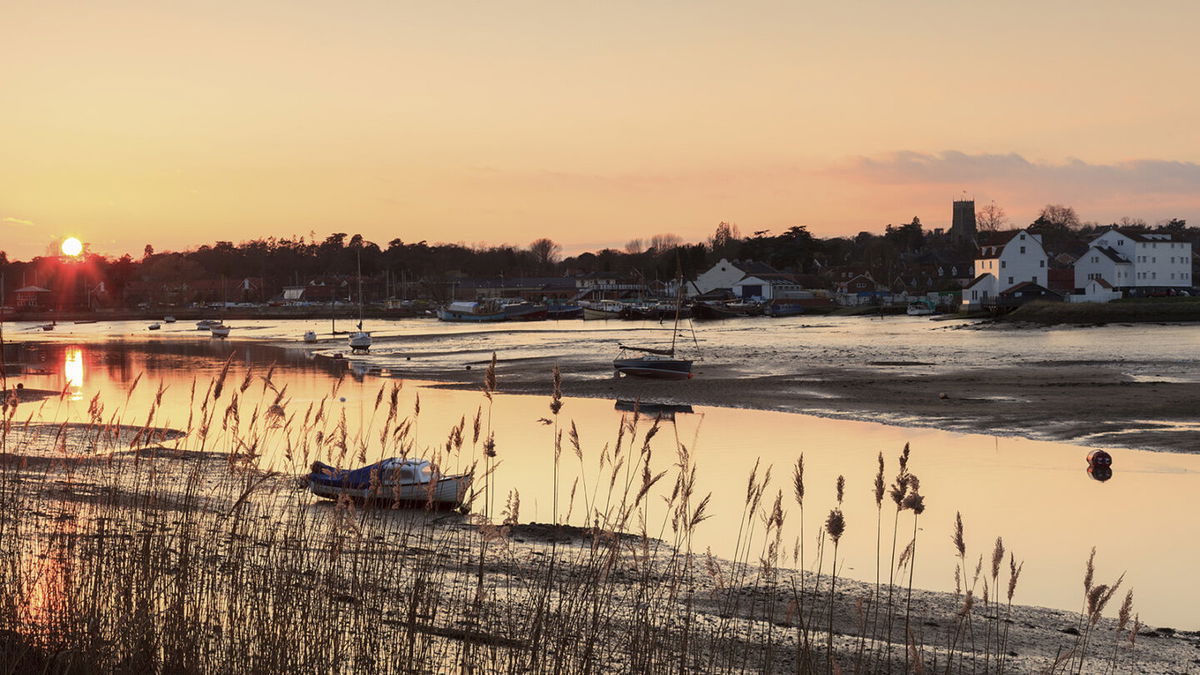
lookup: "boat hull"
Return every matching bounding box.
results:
[309,474,471,506]
[613,357,693,380]
[583,307,622,320]
[438,309,509,322]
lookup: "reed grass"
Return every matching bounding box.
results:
[0,349,1151,674]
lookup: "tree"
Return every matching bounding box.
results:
[708,222,740,254]
[976,201,1007,232]
[1036,204,1080,230]
[143,244,154,261]
[648,233,683,252]
[623,239,645,255]
[529,238,562,267]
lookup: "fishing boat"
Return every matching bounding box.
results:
[163,316,177,323]
[582,300,625,320]
[348,249,372,352]
[613,275,694,380]
[308,458,472,507]
[303,330,318,343]
[691,302,742,321]
[764,301,805,317]
[438,301,508,322]
[209,325,230,338]
[148,322,161,331]
[500,300,548,321]
[196,319,221,330]
[546,304,583,320]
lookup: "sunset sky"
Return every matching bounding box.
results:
[3,0,1199,259]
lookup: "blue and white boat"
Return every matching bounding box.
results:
[308,458,472,507]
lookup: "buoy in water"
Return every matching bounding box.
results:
[1087,450,1113,467]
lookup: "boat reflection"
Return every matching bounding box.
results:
[614,399,694,418]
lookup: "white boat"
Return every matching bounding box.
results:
[163,316,177,323]
[303,330,318,343]
[613,273,694,380]
[196,319,221,330]
[209,325,230,338]
[582,300,626,320]
[348,331,372,352]
[348,250,372,352]
[148,323,161,331]
[308,458,472,507]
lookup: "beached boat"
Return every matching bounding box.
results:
[764,301,805,317]
[303,330,318,343]
[348,250,373,352]
[906,300,935,316]
[438,301,508,322]
[148,323,161,331]
[691,302,742,321]
[501,301,549,321]
[613,276,694,380]
[546,304,583,320]
[308,458,472,507]
[209,325,230,338]
[196,319,221,330]
[163,316,176,323]
[582,300,625,320]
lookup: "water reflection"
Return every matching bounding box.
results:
[1088,465,1113,482]
[63,348,84,398]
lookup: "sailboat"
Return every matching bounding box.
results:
[348,249,372,353]
[613,273,694,380]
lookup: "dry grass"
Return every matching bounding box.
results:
[0,352,1149,674]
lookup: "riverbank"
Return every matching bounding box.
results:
[3,440,1195,673]
[1002,297,1200,325]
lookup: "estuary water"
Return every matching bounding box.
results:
[3,331,1198,628]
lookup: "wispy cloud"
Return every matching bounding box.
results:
[2,216,35,227]
[837,151,1200,196]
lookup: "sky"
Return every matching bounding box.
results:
[3,0,1199,259]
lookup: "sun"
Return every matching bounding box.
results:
[61,237,83,257]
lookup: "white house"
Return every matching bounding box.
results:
[692,259,779,296]
[961,230,1049,309]
[1069,278,1123,304]
[731,274,806,300]
[1073,229,1192,290]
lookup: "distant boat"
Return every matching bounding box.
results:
[196,319,221,330]
[209,325,230,338]
[148,323,161,331]
[163,316,176,323]
[906,300,936,316]
[691,302,743,321]
[501,301,549,321]
[39,323,54,331]
[308,458,472,507]
[582,301,625,320]
[764,301,805,317]
[438,301,508,322]
[348,249,372,353]
[546,304,583,320]
[303,330,318,343]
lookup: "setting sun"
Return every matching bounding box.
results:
[61,237,83,257]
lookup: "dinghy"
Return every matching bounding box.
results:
[308,458,472,507]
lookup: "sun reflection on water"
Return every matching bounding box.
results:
[64,348,84,398]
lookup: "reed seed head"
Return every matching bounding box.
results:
[835,475,844,504]
[952,511,965,558]
[825,508,845,544]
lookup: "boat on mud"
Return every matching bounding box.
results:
[308,458,472,507]
[438,301,508,322]
[581,300,626,320]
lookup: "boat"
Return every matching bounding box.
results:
[196,319,221,330]
[581,300,625,320]
[39,323,55,331]
[348,249,372,353]
[209,325,230,338]
[691,302,743,321]
[906,300,936,316]
[546,304,583,320]
[303,330,318,343]
[163,316,176,323]
[764,301,805,317]
[613,276,694,380]
[308,458,472,507]
[500,300,548,321]
[438,301,508,322]
[148,323,161,331]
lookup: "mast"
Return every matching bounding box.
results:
[356,248,364,331]
[669,269,684,357]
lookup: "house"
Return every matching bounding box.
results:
[1069,278,1123,304]
[997,282,1062,307]
[1073,229,1192,291]
[731,273,806,301]
[13,286,51,309]
[692,259,779,296]
[961,230,1049,310]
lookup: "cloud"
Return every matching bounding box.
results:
[837,151,1200,196]
[2,216,35,227]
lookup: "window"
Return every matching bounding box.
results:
[1020,233,1026,240]
[1040,260,1045,267]
[1152,272,1157,280]
[1020,246,1026,254]
[1117,240,1123,246]
[1007,277,1013,284]
[1001,261,1007,269]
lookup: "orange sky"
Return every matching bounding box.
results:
[3,1,1199,259]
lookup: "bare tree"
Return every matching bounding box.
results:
[528,238,562,267]
[648,233,683,252]
[1037,204,1081,230]
[624,238,645,255]
[708,221,741,251]
[976,201,1008,232]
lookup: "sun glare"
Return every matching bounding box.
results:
[61,237,83,257]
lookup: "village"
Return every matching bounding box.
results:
[0,200,1195,321]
